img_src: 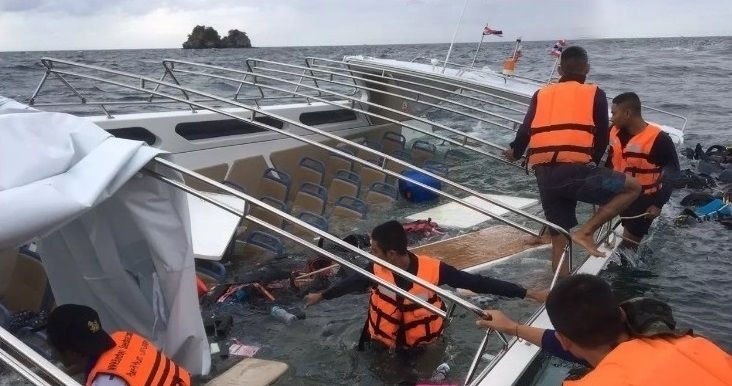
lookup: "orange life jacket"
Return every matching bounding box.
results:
[87,331,191,386]
[610,124,663,195]
[528,81,598,167]
[367,255,446,349]
[564,335,732,386]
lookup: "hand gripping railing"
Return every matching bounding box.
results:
[161,59,517,168]
[0,327,81,386]
[29,58,574,382]
[245,58,525,131]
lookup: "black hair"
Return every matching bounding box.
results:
[612,92,642,116]
[371,220,408,255]
[546,274,624,348]
[560,46,589,76]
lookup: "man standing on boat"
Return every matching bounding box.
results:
[607,92,680,252]
[476,274,732,385]
[304,220,547,351]
[504,46,641,274]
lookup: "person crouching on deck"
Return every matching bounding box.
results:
[304,220,547,351]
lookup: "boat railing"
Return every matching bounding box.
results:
[337,56,687,134]
[27,57,577,384]
[0,326,81,386]
[307,57,527,115]
[245,58,525,132]
[330,56,531,108]
[28,56,575,277]
[162,58,516,163]
[408,55,550,85]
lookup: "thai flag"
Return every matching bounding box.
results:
[483,26,503,36]
[550,39,566,57]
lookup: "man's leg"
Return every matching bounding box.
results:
[572,174,641,257]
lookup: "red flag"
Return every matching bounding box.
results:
[483,26,503,36]
[550,39,566,57]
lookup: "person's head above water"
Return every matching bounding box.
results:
[558,46,590,79]
[546,274,625,362]
[370,220,409,263]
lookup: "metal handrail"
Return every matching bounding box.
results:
[30,57,573,251]
[147,160,449,317]
[164,59,513,161]
[27,58,574,385]
[307,62,527,118]
[312,57,530,107]
[247,57,524,130]
[315,57,688,134]
[148,159,518,375]
[408,55,560,86]
[465,219,621,386]
[303,59,526,115]
[0,327,81,386]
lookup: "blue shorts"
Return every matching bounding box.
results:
[534,163,626,234]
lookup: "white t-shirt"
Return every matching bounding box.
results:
[90,374,127,386]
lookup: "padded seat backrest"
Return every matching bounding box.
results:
[225,156,269,196]
[411,140,436,166]
[0,249,49,313]
[289,157,326,202]
[364,182,398,206]
[292,183,328,216]
[330,196,368,220]
[259,168,291,203]
[328,170,361,205]
[185,163,229,192]
[382,131,406,155]
[323,154,353,187]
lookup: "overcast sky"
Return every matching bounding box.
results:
[1,0,731,51]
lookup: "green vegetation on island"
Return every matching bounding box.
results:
[182,25,252,49]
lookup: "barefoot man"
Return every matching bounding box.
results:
[504,46,640,274]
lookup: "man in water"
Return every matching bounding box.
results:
[607,92,680,252]
[304,220,546,351]
[504,46,640,275]
[476,274,732,385]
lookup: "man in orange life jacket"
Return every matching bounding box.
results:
[504,46,641,274]
[476,274,732,385]
[608,92,681,250]
[303,220,547,351]
[46,304,191,386]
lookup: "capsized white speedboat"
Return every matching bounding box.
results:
[0,52,686,386]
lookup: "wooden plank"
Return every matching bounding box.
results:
[206,358,288,386]
[405,194,538,229]
[412,225,549,270]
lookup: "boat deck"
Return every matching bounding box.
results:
[412,225,550,270]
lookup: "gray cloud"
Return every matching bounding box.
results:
[0,0,730,51]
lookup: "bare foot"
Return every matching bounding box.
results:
[571,231,605,257]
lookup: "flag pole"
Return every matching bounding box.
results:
[442,0,469,74]
[469,33,486,68]
[547,56,560,83]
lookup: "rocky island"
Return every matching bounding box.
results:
[182,25,252,49]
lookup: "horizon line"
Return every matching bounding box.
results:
[1,34,728,53]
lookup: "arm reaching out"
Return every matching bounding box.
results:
[476,310,545,348]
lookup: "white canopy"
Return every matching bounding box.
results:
[0,97,210,375]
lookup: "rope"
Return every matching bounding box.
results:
[619,212,651,220]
